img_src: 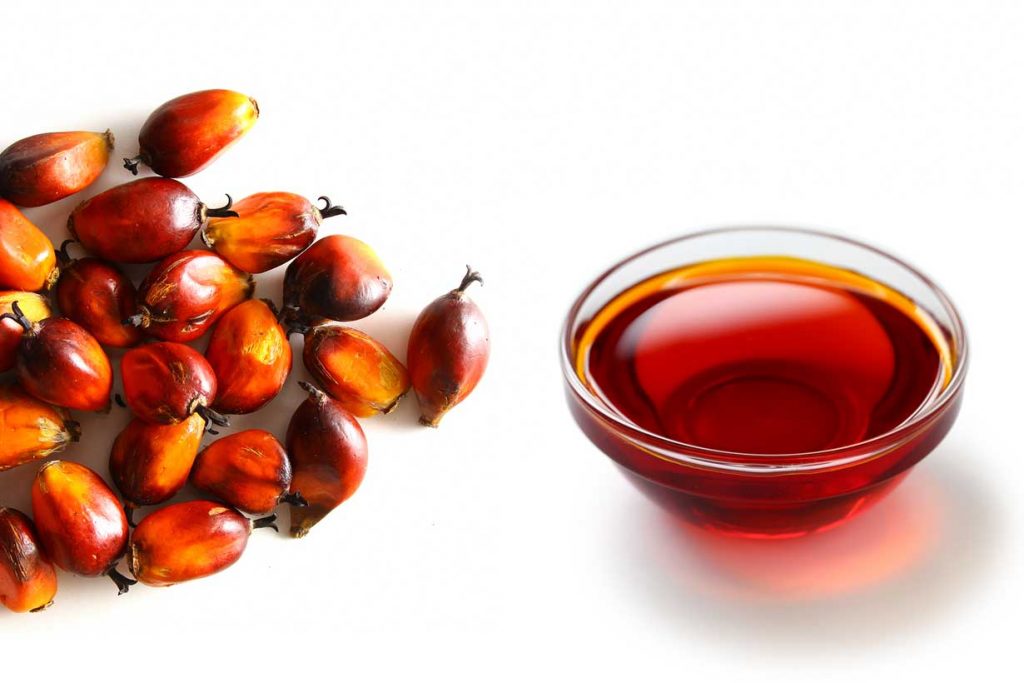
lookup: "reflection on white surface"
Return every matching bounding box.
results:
[620,452,999,649]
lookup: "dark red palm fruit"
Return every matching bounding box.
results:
[0,199,58,292]
[301,323,410,417]
[0,131,113,207]
[124,89,259,178]
[66,178,240,264]
[128,500,276,587]
[282,235,392,324]
[205,299,291,414]
[31,460,135,594]
[109,414,206,520]
[407,267,490,427]
[286,381,368,538]
[0,291,50,371]
[120,342,225,427]
[191,430,305,515]
[128,250,255,342]
[0,507,58,613]
[202,193,345,273]
[0,382,80,473]
[0,303,112,412]
[54,243,142,348]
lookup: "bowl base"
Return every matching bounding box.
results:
[622,468,910,539]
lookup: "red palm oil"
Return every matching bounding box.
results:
[570,256,959,537]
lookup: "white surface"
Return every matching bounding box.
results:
[1,1,1021,679]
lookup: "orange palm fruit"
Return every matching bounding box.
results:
[0,130,113,207]
[0,508,58,613]
[127,250,254,342]
[128,500,276,587]
[203,193,345,273]
[205,299,291,414]
[301,323,410,417]
[408,268,489,427]
[286,381,368,538]
[121,342,223,426]
[0,303,112,412]
[191,430,304,515]
[67,178,240,264]
[124,89,259,178]
[0,291,50,371]
[0,199,57,292]
[283,235,392,324]
[0,382,80,472]
[109,414,206,520]
[31,460,135,593]
[54,244,141,348]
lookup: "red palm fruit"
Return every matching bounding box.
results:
[301,323,410,417]
[128,500,276,587]
[286,382,368,538]
[67,178,239,264]
[0,303,112,412]
[128,250,254,342]
[0,383,80,472]
[191,430,304,515]
[109,414,206,520]
[203,193,346,273]
[0,199,57,291]
[124,89,259,178]
[121,342,225,427]
[0,131,113,207]
[54,244,141,348]
[0,508,58,613]
[283,235,392,324]
[0,291,50,371]
[31,460,135,594]
[205,299,290,414]
[408,267,490,427]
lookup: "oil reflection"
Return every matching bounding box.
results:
[622,453,999,648]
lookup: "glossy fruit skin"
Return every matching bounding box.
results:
[407,270,489,426]
[0,291,50,371]
[109,414,205,508]
[192,430,292,515]
[121,342,217,424]
[0,508,58,613]
[0,383,79,472]
[0,131,113,207]
[67,178,208,263]
[132,250,254,342]
[286,383,368,538]
[203,192,331,273]
[205,299,290,414]
[283,235,392,323]
[31,461,129,577]
[55,257,141,347]
[303,324,410,417]
[130,89,259,178]
[128,500,252,587]
[0,199,57,291]
[16,317,112,412]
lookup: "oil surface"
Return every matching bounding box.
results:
[577,257,951,454]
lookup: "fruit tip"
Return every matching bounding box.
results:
[29,600,54,613]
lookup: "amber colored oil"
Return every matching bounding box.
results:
[570,257,959,536]
[577,257,952,455]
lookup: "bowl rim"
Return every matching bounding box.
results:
[559,225,969,468]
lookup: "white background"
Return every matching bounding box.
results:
[1,1,1021,680]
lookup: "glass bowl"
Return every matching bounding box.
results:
[561,227,968,538]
